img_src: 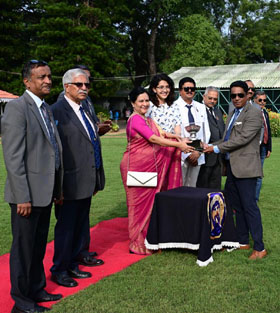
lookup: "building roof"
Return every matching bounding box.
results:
[0,89,19,102]
[169,63,280,89]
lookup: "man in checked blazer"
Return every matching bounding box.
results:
[197,86,225,189]
[2,60,63,313]
[50,69,109,288]
[204,80,267,260]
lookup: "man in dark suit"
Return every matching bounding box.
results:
[2,60,63,313]
[57,64,99,124]
[57,65,110,260]
[204,80,267,260]
[197,86,225,189]
[50,69,106,288]
[254,91,272,201]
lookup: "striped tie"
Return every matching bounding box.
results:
[40,102,60,170]
[79,106,101,169]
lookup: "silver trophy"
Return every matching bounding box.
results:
[185,123,203,151]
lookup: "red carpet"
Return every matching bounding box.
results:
[0,217,147,312]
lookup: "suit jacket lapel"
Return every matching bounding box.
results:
[63,98,92,143]
[24,92,53,146]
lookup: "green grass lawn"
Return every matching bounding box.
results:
[1,135,280,313]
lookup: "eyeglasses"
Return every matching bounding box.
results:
[258,99,267,103]
[183,87,196,92]
[68,82,90,89]
[156,86,170,90]
[248,87,255,92]
[29,59,48,65]
[230,93,246,99]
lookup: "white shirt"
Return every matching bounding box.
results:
[175,96,210,165]
[64,95,96,137]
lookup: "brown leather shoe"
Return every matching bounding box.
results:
[239,244,250,250]
[249,249,267,260]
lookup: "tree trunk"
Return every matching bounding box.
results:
[147,22,159,76]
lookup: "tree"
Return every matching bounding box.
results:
[0,0,33,95]
[224,0,280,64]
[105,0,227,86]
[29,0,125,100]
[160,14,226,73]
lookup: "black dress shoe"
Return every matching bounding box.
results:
[68,268,92,279]
[89,251,98,257]
[34,290,63,302]
[11,304,51,312]
[51,273,78,287]
[78,256,104,267]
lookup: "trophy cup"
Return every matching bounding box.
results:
[185,123,203,152]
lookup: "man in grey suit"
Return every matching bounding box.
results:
[204,80,267,260]
[50,69,105,288]
[2,60,63,313]
[197,86,225,189]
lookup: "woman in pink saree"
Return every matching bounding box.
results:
[120,87,194,255]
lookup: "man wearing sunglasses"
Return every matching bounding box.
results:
[228,79,256,113]
[254,91,272,201]
[204,80,267,260]
[50,69,105,288]
[2,60,63,312]
[175,77,210,187]
[245,79,256,104]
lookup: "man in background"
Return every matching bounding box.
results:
[254,90,272,201]
[245,79,256,104]
[2,60,63,313]
[196,86,225,189]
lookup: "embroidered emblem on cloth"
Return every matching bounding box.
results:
[207,192,226,239]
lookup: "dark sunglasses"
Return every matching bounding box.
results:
[29,59,48,65]
[68,82,90,88]
[248,87,255,92]
[230,93,246,99]
[258,99,267,103]
[183,87,196,92]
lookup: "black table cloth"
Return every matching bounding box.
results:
[145,186,239,266]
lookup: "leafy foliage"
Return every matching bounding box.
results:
[161,14,226,73]
[0,0,280,98]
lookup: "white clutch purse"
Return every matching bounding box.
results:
[126,115,158,188]
[127,171,158,187]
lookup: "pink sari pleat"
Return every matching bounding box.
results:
[120,116,182,254]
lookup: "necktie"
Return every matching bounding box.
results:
[79,106,101,169]
[224,108,240,160]
[209,107,217,123]
[83,98,99,123]
[262,110,268,144]
[40,102,60,170]
[186,105,195,124]
[224,108,240,142]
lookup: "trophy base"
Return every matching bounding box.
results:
[189,139,203,152]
